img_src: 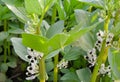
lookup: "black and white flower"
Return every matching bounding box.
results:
[98,64,111,76]
[57,59,68,69]
[84,48,97,67]
[106,33,114,47]
[25,47,44,80]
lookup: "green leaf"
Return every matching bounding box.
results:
[78,0,104,9]
[64,47,81,61]
[61,72,79,82]
[0,63,8,72]
[46,20,64,38]
[46,61,54,72]
[11,37,29,62]
[2,0,30,23]
[74,9,90,26]
[8,28,24,34]
[73,33,94,51]
[45,49,61,59]
[44,0,56,13]
[56,0,66,20]
[25,0,42,15]
[22,33,48,53]
[0,32,9,41]
[76,68,91,82]
[108,48,120,80]
[48,33,69,51]
[0,5,12,20]
[65,21,101,45]
[111,22,120,40]
[7,62,17,68]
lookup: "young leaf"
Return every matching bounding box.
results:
[46,20,64,38]
[25,0,42,15]
[22,33,48,53]
[11,37,29,62]
[76,68,91,82]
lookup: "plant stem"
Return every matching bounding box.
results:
[3,20,7,63]
[35,10,46,82]
[51,6,59,82]
[39,58,46,82]
[36,10,45,34]
[90,16,110,82]
[54,55,59,82]
[104,16,110,32]
[7,42,10,56]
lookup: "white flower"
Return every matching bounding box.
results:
[96,30,105,40]
[26,74,39,80]
[57,59,68,69]
[27,47,44,59]
[98,64,111,76]
[27,65,39,74]
[25,47,44,80]
[84,48,97,67]
[106,33,114,47]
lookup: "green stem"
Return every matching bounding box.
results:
[36,10,46,82]
[3,20,7,63]
[39,58,46,82]
[54,55,59,82]
[36,11,45,34]
[7,42,10,56]
[104,16,110,32]
[51,6,58,82]
[90,16,110,82]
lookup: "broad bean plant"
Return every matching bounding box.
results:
[1,0,120,82]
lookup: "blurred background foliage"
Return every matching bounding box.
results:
[0,0,120,82]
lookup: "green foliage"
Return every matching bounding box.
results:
[108,48,120,80]
[76,68,91,82]
[2,0,30,23]
[25,0,42,15]
[11,38,29,62]
[46,20,64,38]
[0,0,120,82]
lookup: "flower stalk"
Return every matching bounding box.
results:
[54,55,59,82]
[39,58,46,82]
[90,16,110,82]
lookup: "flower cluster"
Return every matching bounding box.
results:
[84,48,97,67]
[25,48,44,80]
[95,30,114,51]
[98,64,111,76]
[84,30,114,67]
[57,59,68,69]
